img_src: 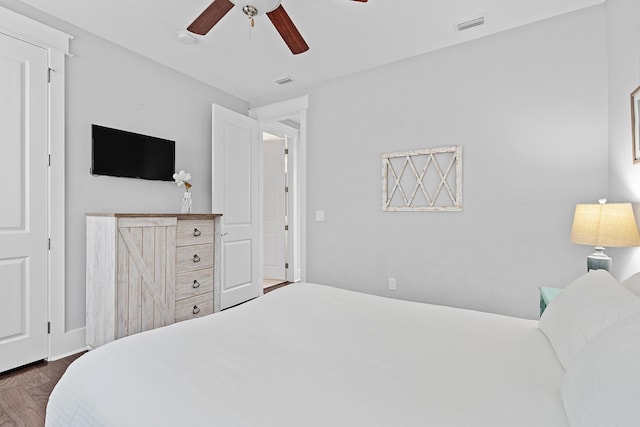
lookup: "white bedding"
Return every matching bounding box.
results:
[46,283,568,426]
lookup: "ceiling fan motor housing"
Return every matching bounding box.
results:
[230,0,281,16]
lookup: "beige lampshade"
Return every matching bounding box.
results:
[570,203,640,247]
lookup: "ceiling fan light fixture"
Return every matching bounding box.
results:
[242,5,258,17]
[230,0,281,16]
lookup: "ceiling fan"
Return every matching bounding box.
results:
[187,0,368,55]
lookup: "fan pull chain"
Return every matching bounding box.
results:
[242,5,257,34]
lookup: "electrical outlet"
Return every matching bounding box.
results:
[315,210,325,221]
[388,277,397,291]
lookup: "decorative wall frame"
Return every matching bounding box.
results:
[631,85,640,164]
[382,146,462,212]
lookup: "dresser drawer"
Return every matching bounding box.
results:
[176,244,214,273]
[176,269,214,300]
[175,293,213,322]
[176,220,214,247]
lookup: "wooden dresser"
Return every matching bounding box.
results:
[86,213,221,348]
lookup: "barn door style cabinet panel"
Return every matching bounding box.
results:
[86,213,221,348]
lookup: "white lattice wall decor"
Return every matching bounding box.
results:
[382,146,462,212]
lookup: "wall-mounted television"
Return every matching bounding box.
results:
[91,124,175,182]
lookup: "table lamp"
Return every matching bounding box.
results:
[570,200,640,271]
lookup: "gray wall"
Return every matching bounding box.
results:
[0,0,614,331]
[0,0,248,331]
[606,0,640,281]
[64,29,246,330]
[303,6,608,319]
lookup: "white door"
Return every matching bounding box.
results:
[263,139,287,281]
[212,104,262,310]
[0,34,49,372]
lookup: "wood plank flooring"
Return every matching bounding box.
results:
[263,279,289,293]
[263,278,287,290]
[0,352,84,427]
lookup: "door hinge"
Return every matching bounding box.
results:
[284,186,289,193]
[284,148,289,155]
[47,67,53,83]
[285,263,289,269]
[284,225,289,231]
[48,238,51,250]
[47,322,51,334]
[48,154,51,167]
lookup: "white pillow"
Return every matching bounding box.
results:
[621,272,640,297]
[561,315,640,427]
[538,269,640,369]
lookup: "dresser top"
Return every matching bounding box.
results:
[86,213,222,220]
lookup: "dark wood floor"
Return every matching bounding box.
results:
[0,352,84,427]
[264,281,290,294]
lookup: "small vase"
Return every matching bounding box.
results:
[181,192,192,214]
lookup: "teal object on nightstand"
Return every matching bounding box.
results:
[539,287,562,317]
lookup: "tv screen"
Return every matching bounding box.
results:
[91,124,175,182]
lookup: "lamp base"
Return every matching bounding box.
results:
[586,247,611,272]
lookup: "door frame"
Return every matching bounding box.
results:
[0,6,79,361]
[260,122,299,283]
[261,134,288,282]
[249,96,308,283]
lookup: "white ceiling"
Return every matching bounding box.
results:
[18,0,603,105]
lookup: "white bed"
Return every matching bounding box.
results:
[46,273,640,427]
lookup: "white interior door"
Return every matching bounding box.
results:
[263,139,287,281]
[212,104,262,310]
[0,34,49,372]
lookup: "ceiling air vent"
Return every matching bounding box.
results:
[274,76,294,85]
[456,15,485,32]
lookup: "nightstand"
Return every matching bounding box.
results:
[539,287,562,317]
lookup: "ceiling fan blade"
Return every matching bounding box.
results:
[266,5,309,55]
[351,0,368,2]
[187,0,235,35]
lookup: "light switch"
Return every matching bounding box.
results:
[315,210,325,221]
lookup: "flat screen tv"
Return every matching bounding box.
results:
[91,124,175,182]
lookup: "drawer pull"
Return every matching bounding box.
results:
[192,305,200,315]
[193,228,201,237]
[192,280,200,289]
[193,254,200,263]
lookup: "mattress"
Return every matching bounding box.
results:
[46,283,569,426]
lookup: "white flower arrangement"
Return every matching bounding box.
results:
[172,170,192,191]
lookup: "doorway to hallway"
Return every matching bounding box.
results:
[263,132,288,290]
